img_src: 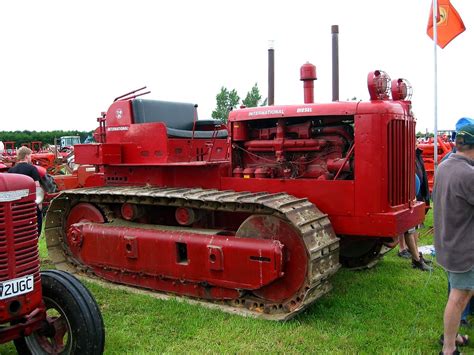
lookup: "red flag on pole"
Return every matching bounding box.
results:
[427,0,465,48]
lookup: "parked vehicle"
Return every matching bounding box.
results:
[0,172,105,354]
[44,67,424,320]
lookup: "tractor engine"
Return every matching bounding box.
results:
[231,117,354,181]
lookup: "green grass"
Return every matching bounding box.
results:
[2,210,468,354]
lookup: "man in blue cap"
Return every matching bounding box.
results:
[434,118,474,354]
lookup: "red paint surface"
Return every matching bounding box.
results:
[67,222,284,297]
[0,173,45,344]
[61,72,426,302]
[74,93,424,238]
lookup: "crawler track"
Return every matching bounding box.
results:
[45,186,340,320]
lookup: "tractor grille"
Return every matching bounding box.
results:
[0,200,40,282]
[0,205,7,281]
[387,119,415,206]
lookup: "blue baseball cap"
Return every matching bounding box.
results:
[455,117,474,144]
[456,117,474,131]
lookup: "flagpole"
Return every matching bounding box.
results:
[433,0,439,169]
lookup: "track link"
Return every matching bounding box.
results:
[45,186,340,320]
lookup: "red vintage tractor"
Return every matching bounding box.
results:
[44,67,424,320]
[417,133,454,192]
[0,173,105,353]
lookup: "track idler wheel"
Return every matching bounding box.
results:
[66,203,105,227]
[236,214,308,303]
[66,203,105,254]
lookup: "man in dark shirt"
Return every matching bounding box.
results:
[8,146,42,234]
[8,146,41,181]
[434,120,474,354]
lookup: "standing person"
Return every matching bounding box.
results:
[444,118,474,329]
[415,145,430,212]
[398,144,432,271]
[434,119,474,355]
[397,235,411,258]
[402,228,432,271]
[8,146,43,235]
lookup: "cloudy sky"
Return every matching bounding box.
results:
[0,0,471,133]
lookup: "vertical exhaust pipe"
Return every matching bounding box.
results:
[331,25,339,101]
[268,40,275,106]
[300,62,317,104]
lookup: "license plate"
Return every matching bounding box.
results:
[0,275,34,300]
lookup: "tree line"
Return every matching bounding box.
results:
[0,130,93,147]
[212,83,267,123]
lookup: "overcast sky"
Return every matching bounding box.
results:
[0,0,471,133]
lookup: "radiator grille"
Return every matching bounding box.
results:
[0,200,40,282]
[387,119,416,206]
[0,205,7,280]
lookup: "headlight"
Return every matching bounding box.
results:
[35,185,45,205]
[367,70,391,100]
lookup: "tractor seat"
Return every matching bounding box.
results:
[132,99,228,139]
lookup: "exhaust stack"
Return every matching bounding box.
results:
[268,41,275,106]
[331,25,339,101]
[300,62,317,104]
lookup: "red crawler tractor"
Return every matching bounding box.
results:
[0,173,105,353]
[44,67,424,320]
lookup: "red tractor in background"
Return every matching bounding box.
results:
[0,173,105,353]
[44,66,424,320]
[417,132,454,192]
[0,141,57,173]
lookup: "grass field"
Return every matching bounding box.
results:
[2,210,469,354]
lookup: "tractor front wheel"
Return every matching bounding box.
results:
[14,270,105,355]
